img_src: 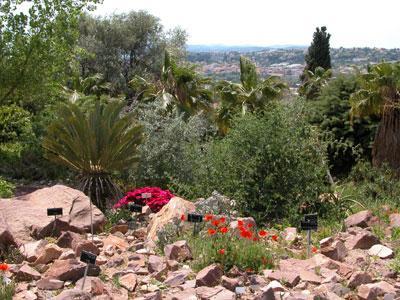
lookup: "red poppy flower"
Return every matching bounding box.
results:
[208,228,216,235]
[220,227,228,234]
[258,230,268,237]
[247,223,254,229]
[253,237,259,241]
[212,219,220,227]
[0,263,9,272]
[219,217,226,223]
[271,234,278,241]
[205,214,213,221]
[180,214,185,221]
[312,246,318,253]
[218,249,225,255]
[237,220,244,227]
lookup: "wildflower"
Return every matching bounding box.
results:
[312,246,318,253]
[247,223,254,229]
[205,214,213,221]
[245,268,253,273]
[218,249,225,255]
[271,234,278,241]
[212,219,220,227]
[237,219,244,227]
[258,230,268,237]
[208,228,216,235]
[180,214,185,221]
[219,217,226,223]
[220,227,228,234]
[0,263,9,272]
[253,237,259,241]
[240,230,252,239]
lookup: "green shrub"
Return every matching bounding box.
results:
[0,105,33,143]
[0,178,14,198]
[104,209,132,232]
[175,102,329,224]
[0,280,15,300]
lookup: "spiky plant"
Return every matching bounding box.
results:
[43,101,143,212]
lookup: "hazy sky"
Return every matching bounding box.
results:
[94,0,400,48]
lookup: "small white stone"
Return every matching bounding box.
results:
[368,244,394,259]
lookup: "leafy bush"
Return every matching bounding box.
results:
[175,102,329,224]
[0,280,14,300]
[0,105,33,143]
[0,178,14,198]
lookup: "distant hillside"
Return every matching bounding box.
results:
[187,47,400,85]
[187,44,306,53]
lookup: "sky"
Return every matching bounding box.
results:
[94,0,400,48]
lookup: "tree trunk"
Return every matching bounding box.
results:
[372,108,400,172]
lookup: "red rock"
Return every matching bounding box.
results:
[164,269,192,287]
[264,270,300,287]
[196,286,235,300]
[320,240,347,261]
[0,211,18,249]
[44,259,86,282]
[59,249,76,260]
[37,278,64,290]
[345,231,380,250]
[299,270,322,284]
[15,264,41,281]
[57,231,99,257]
[348,271,373,289]
[389,213,400,228]
[171,288,197,300]
[19,239,48,262]
[358,281,396,300]
[196,264,224,287]
[76,276,105,295]
[103,234,129,251]
[110,224,128,234]
[119,273,138,292]
[74,240,100,257]
[148,255,166,273]
[0,185,105,244]
[167,259,179,271]
[254,287,275,300]
[53,289,91,300]
[164,240,192,262]
[221,276,240,291]
[34,243,63,265]
[345,210,374,229]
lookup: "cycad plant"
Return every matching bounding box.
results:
[214,56,287,135]
[43,101,143,212]
[350,62,400,172]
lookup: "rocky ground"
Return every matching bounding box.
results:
[1,185,400,299]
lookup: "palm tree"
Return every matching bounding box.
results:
[130,51,213,119]
[43,101,144,213]
[214,56,287,135]
[350,62,400,171]
[299,67,332,100]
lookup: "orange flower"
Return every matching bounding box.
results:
[218,249,225,255]
[258,230,268,237]
[312,246,318,253]
[220,227,228,234]
[205,214,213,221]
[219,217,226,223]
[180,214,185,221]
[247,223,254,229]
[237,219,244,227]
[0,263,9,272]
[208,228,216,235]
[271,234,278,241]
[245,268,253,273]
[212,219,220,227]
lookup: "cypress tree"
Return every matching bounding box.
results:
[303,26,332,75]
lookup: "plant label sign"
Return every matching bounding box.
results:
[141,193,152,199]
[129,203,143,213]
[47,208,63,216]
[301,214,318,231]
[80,250,97,265]
[187,213,203,223]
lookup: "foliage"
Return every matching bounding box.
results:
[0,280,14,300]
[214,56,287,135]
[0,105,33,143]
[43,101,143,211]
[104,209,132,232]
[114,187,174,212]
[182,216,274,272]
[303,26,332,78]
[307,75,379,177]
[176,102,329,224]
[299,67,332,100]
[130,51,213,120]
[0,0,100,112]
[0,178,14,198]
[128,101,215,190]
[78,13,187,94]
[350,62,400,171]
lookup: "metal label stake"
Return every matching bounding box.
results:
[80,250,97,290]
[47,208,63,237]
[300,213,318,258]
[187,213,203,235]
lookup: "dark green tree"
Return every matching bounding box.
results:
[303,26,332,79]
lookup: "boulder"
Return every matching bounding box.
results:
[164,240,192,262]
[221,276,240,291]
[44,259,86,282]
[345,231,380,250]
[147,197,196,241]
[57,231,99,257]
[0,211,18,248]
[195,191,235,215]
[0,185,106,243]
[15,264,41,281]
[344,210,374,229]
[34,243,63,265]
[19,239,48,262]
[196,264,224,287]
[320,240,347,261]
[348,271,373,289]
[368,244,394,259]
[119,273,138,292]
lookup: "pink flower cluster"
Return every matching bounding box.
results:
[113,187,174,212]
